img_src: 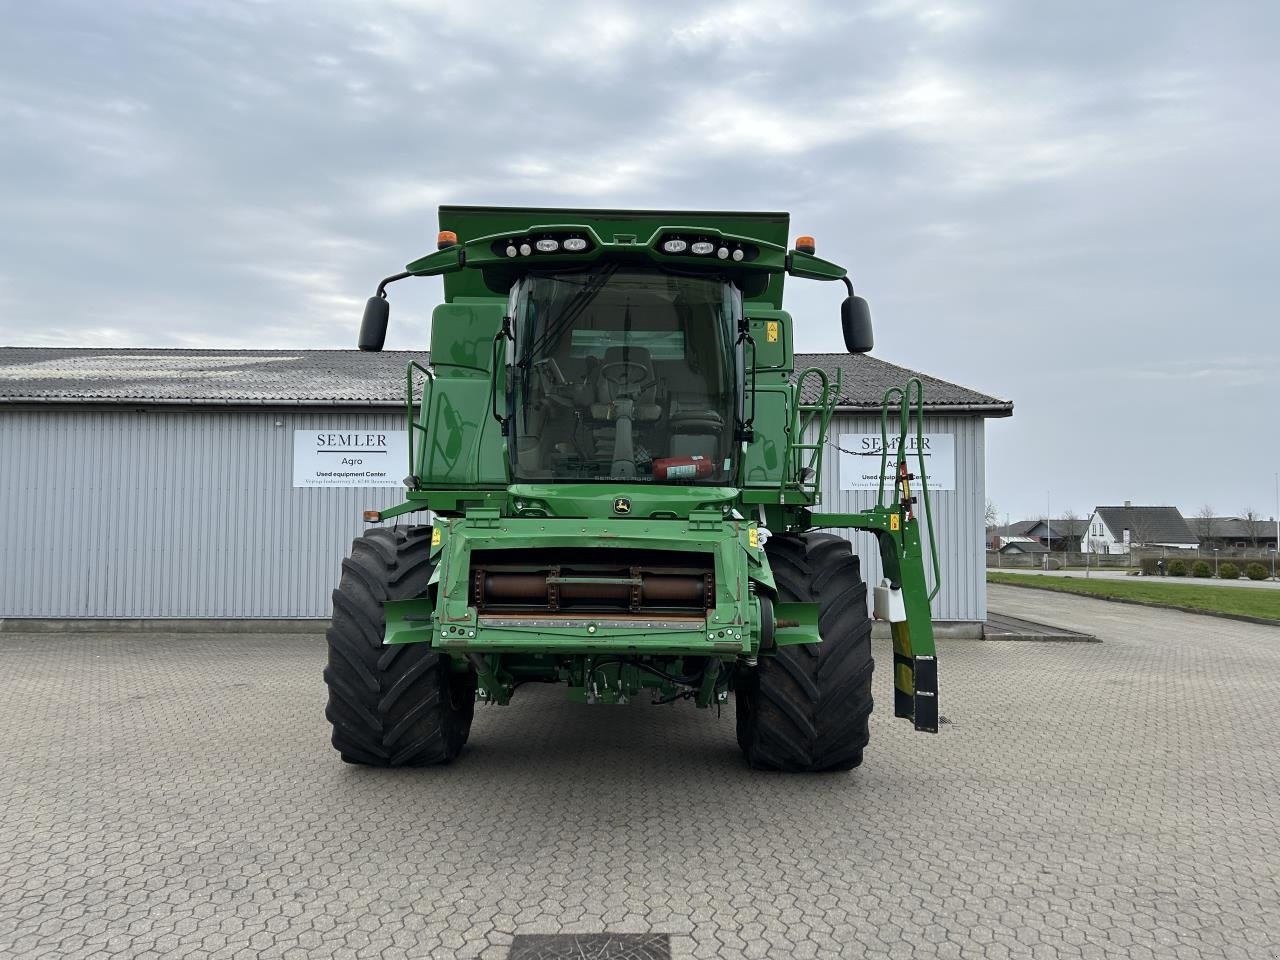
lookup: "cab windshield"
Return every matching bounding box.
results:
[509,268,742,484]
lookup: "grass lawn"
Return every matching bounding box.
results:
[987,571,1280,622]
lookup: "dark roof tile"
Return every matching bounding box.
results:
[0,346,1013,415]
[1093,505,1198,544]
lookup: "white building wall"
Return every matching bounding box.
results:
[0,407,408,618]
[811,413,987,623]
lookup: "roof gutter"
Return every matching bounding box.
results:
[833,402,1014,418]
[0,398,409,409]
[3,398,1014,416]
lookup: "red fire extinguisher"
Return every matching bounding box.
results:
[652,456,713,481]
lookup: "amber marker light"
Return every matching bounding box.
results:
[795,236,816,254]
[436,230,459,249]
[363,510,381,522]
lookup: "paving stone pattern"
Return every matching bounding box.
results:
[2,586,1278,959]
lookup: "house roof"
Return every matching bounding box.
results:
[1195,517,1279,540]
[1025,518,1090,537]
[999,540,1049,553]
[1094,505,1198,544]
[992,520,1040,537]
[994,519,1087,538]
[0,346,1013,414]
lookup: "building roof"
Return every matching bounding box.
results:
[1094,505,1198,544]
[998,540,1049,553]
[992,520,1040,537]
[794,353,1011,414]
[0,346,1013,414]
[1194,517,1279,540]
[1025,518,1090,538]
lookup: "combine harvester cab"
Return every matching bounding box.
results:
[323,206,941,772]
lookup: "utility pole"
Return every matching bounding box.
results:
[1045,491,1051,571]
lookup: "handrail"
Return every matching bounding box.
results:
[405,360,436,487]
[791,366,841,499]
[877,377,941,600]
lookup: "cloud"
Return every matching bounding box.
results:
[0,0,1277,515]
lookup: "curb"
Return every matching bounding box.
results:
[0,618,327,635]
[987,579,1280,628]
[4,618,991,639]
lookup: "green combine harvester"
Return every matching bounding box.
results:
[324,206,941,772]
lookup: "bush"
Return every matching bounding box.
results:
[1219,562,1239,581]
[1168,559,1187,577]
[1246,562,1268,581]
[1192,560,1211,578]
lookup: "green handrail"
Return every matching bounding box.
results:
[877,377,942,601]
[405,360,436,487]
[792,366,842,498]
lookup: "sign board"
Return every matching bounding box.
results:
[837,433,955,492]
[293,431,409,488]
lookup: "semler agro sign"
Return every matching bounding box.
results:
[293,430,409,488]
[837,433,955,492]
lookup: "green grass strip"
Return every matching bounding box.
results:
[987,571,1280,622]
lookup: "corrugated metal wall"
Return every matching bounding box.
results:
[0,408,407,618]
[0,407,987,621]
[810,414,986,622]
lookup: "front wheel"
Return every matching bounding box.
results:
[323,526,475,767]
[737,533,874,772]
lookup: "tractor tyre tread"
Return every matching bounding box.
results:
[738,532,873,772]
[323,526,474,766]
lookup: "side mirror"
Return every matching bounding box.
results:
[358,296,389,352]
[841,296,873,354]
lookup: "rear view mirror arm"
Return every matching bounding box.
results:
[376,271,414,298]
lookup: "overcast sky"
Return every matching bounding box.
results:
[1,0,1276,521]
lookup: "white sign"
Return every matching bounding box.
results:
[837,433,955,492]
[293,430,409,488]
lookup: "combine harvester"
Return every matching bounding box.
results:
[324,206,941,772]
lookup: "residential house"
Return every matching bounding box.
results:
[1022,518,1088,551]
[996,538,1049,556]
[1082,503,1198,555]
[1190,516,1280,552]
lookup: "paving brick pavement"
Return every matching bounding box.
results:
[2,588,1278,959]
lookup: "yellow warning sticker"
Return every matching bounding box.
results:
[748,528,759,548]
[889,513,900,532]
[431,527,442,546]
[766,321,779,343]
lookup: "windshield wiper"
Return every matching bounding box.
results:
[520,263,619,369]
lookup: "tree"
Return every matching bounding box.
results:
[1194,505,1215,554]
[985,498,999,530]
[1242,508,1262,549]
[1059,509,1079,550]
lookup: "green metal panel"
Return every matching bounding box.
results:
[741,385,790,487]
[437,205,792,307]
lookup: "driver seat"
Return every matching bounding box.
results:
[588,346,662,422]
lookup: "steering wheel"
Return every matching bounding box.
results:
[599,360,653,399]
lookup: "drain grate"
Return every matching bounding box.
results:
[508,933,671,959]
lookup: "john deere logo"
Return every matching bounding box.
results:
[613,497,631,514]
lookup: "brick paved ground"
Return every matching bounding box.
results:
[2,586,1278,959]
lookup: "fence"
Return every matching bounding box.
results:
[987,546,1280,574]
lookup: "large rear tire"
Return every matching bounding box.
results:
[323,526,475,766]
[737,532,874,772]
